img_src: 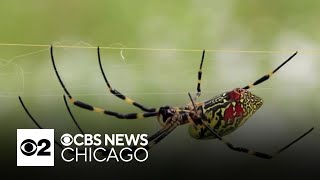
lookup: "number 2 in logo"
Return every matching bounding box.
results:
[20,139,51,156]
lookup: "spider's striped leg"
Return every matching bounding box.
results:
[63,95,85,134]
[64,94,158,119]
[98,47,157,112]
[243,51,298,89]
[65,95,181,157]
[194,49,206,101]
[51,46,159,120]
[202,120,314,159]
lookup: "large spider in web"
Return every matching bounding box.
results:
[19,46,313,159]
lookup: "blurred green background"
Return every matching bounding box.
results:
[0,0,319,178]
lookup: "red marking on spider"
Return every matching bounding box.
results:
[228,88,242,101]
[224,89,244,123]
[235,103,244,116]
[224,105,235,122]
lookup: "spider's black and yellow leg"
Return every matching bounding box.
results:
[64,95,181,156]
[98,47,157,112]
[51,46,158,119]
[69,97,158,119]
[63,95,85,134]
[202,120,313,159]
[243,51,298,89]
[64,95,167,151]
[194,49,206,101]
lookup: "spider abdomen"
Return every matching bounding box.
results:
[188,88,263,139]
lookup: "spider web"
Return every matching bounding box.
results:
[0,41,319,132]
[0,41,319,97]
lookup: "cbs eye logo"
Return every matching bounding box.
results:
[20,139,51,156]
[17,129,54,166]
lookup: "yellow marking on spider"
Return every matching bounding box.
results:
[268,71,274,77]
[94,107,104,113]
[125,98,134,105]
[249,84,254,88]
[175,108,190,113]
[196,102,204,106]
[69,98,75,103]
[198,80,201,83]
[137,113,145,119]
[175,108,186,112]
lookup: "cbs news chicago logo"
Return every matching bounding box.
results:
[17,129,149,166]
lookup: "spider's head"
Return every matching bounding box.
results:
[157,106,176,125]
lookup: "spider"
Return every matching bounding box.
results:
[19,46,314,159]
